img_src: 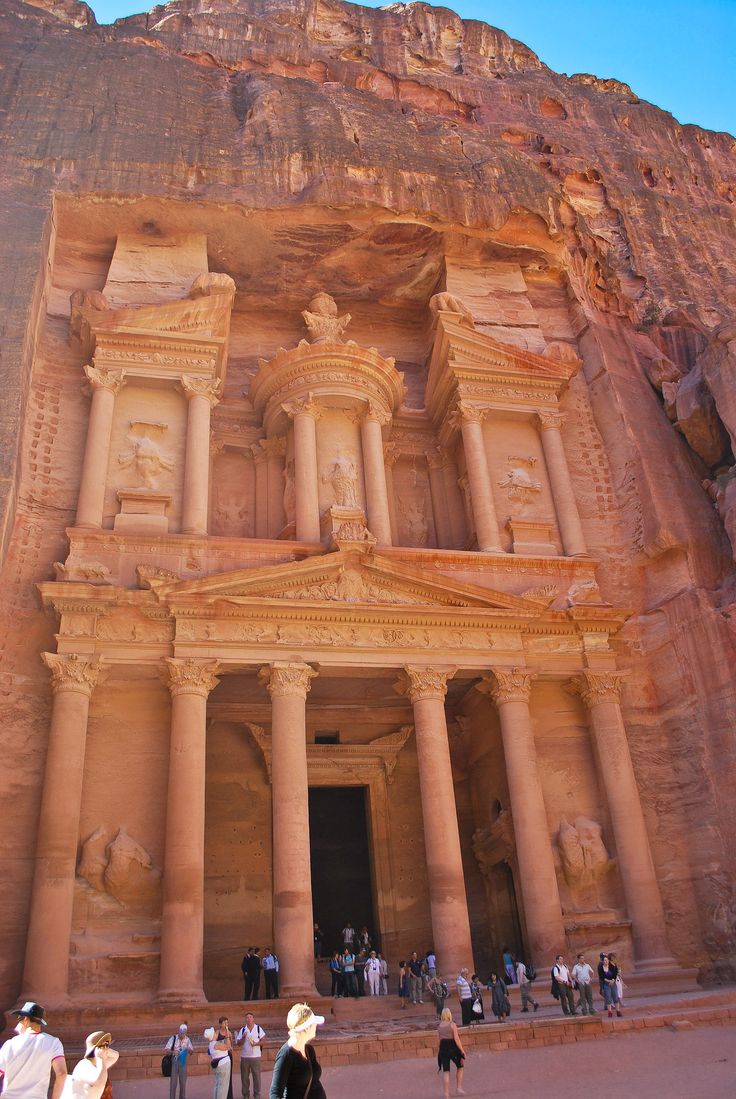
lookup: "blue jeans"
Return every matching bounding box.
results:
[603,983,620,1009]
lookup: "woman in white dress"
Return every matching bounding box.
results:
[61,1031,119,1099]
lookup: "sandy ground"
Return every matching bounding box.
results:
[112,1024,736,1099]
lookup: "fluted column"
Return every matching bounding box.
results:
[396,666,474,976]
[426,449,451,548]
[359,404,393,546]
[537,412,588,557]
[577,671,675,970]
[159,658,221,1001]
[76,365,125,528]
[23,654,108,1004]
[180,376,221,535]
[261,661,318,995]
[263,436,287,538]
[449,402,502,551]
[383,443,400,544]
[283,396,322,543]
[480,669,566,961]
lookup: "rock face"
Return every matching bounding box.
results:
[0,0,735,1010]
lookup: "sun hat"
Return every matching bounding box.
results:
[85,1032,112,1056]
[11,1002,47,1027]
[286,1004,325,1033]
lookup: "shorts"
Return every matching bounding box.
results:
[438,1039,464,1072]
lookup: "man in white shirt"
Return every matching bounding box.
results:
[364,951,381,996]
[552,955,577,1016]
[516,960,539,1012]
[0,1001,66,1099]
[571,952,596,1015]
[236,1013,265,1099]
[262,949,278,999]
[164,1023,194,1099]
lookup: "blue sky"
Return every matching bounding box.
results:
[88,0,735,135]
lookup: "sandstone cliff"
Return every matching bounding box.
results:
[0,0,735,1002]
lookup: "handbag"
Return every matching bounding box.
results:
[161,1053,173,1078]
[472,999,483,1015]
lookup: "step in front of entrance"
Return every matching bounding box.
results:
[51,988,736,1081]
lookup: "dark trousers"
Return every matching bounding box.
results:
[264,969,278,998]
[559,984,576,1015]
[331,970,343,996]
[245,975,260,1000]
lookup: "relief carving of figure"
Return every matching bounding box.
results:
[283,459,296,524]
[497,462,543,504]
[118,431,174,490]
[322,451,360,508]
[398,496,429,546]
[77,827,161,909]
[557,817,615,910]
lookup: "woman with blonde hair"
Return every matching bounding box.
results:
[437,1008,466,1098]
[270,1003,326,1099]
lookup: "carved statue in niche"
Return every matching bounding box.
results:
[283,459,296,524]
[322,450,360,508]
[118,422,173,490]
[497,457,543,505]
[77,827,161,908]
[302,292,351,343]
[398,496,429,546]
[556,817,616,911]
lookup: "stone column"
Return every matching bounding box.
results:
[537,412,588,557]
[450,403,502,552]
[396,666,474,976]
[577,671,675,970]
[23,654,108,1004]
[359,404,393,546]
[283,396,322,543]
[480,669,566,961]
[383,443,400,544]
[252,443,269,538]
[263,436,287,538]
[159,658,220,1001]
[441,447,468,549]
[261,661,318,996]
[75,365,125,528]
[427,450,451,548]
[180,376,221,536]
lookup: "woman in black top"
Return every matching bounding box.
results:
[598,954,622,1017]
[270,1003,327,1099]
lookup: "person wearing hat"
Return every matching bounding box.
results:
[269,1004,326,1099]
[0,1001,67,1099]
[164,1024,194,1099]
[61,1031,119,1099]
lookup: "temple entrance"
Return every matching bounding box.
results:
[309,786,377,958]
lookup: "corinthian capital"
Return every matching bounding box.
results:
[482,667,535,705]
[180,375,222,407]
[448,401,487,431]
[536,411,566,432]
[395,665,456,703]
[260,435,287,460]
[573,670,626,707]
[281,393,323,422]
[260,661,317,699]
[42,652,109,695]
[364,401,392,426]
[165,658,221,698]
[83,363,126,395]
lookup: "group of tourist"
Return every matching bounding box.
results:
[240,948,280,1000]
[551,951,625,1017]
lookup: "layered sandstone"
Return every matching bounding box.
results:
[0,0,735,1011]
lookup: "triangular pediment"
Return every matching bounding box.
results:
[148,549,547,615]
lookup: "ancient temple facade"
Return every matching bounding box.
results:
[8,222,691,1011]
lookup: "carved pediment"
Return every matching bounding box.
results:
[151,548,548,615]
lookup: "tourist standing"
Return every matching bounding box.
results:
[329,952,343,997]
[269,1004,326,1099]
[502,947,516,985]
[487,972,509,1022]
[341,948,358,998]
[61,1031,119,1099]
[437,1008,466,1099]
[379,953,389,995]
[398,960,409,1009]
[206,1026,231,1099]
[0,1002,67,1099]
[598,954,622,1018]
[571,953,596,1016]
[164,1025,194,1099]
[408,952,424,1004]
[456,968,474,1026]
[313,924,323,959]
[425,949,437,979]
[552,955,577,1017]
[516,959,539,1013]
[426,973,449,1017]
[241,949,253,1000]
[365,951,381,996]
[341,923,355,950]
[236,1013,265,1099]
[470,974,485,1023]
[609,952,625,1007]
[245,949,262,1001]
[263,949,278,999]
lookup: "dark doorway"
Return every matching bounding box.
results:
[309,786,376,957]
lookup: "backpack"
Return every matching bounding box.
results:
[550,969,560,999]
[526,963,537,982]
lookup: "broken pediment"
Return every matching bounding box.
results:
[148,548,548,615]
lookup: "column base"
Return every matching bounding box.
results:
[279,983,319,1000]
[157,988,207,1005]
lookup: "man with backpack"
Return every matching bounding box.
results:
[516,959,540,1012]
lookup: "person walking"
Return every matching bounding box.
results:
[487,972,509,1022]
[552,955,577,1017]
[437,1007,466,1099]
[426,973,449,1017]
[516,959,539,1013]
[236,1013,265,1099]
[61,1031,119,1099]
[408,952,424,1004]
[502,947,516,985]
[598,954,623,1018]
[164,1025,194,1099]
[571,953,596,1016]
[0,1002,67,1099]
[269,1004,326,1099]
[456,968,474,1026]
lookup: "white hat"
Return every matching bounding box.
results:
[287,1004,325,1033]
[203,1027,216,1041]
[178,1024,188,1033]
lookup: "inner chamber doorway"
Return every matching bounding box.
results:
[309,786,377,957]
